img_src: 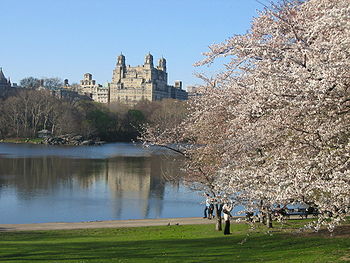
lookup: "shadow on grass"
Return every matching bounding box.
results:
[0,228,13,232]
[0,230,349,262]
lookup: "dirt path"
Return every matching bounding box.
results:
[0,217,229,232]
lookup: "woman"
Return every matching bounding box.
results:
[222,202,233,235]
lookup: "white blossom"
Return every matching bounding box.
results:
[142,0,350,230]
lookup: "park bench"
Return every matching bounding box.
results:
[245,206,319,222]
[283,207,319,219]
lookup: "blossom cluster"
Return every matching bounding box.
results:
[142,0,350,230]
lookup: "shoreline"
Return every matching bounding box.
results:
[0,138,43,144]
[0,214,315,232]
[0,217,230,232]
[0,215,314,232]
[0,138,112,145]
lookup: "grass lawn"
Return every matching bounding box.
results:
[1,138,43,144]
[0,221,349,263]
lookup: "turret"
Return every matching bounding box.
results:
[158,57,167,72]
[0,67,7,83]
[117,53,126,68]
[84,73,92,81]
[0,68,12,88]
[144,53,153,68]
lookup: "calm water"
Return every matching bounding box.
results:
[0,143,203,224]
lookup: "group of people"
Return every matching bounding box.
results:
[203,194,233,235]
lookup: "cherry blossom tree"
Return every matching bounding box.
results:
[142,0,350,231]
[141,83,237,230]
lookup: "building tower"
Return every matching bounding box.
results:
[64,79,69,87]
[114,53,126,83]
[81,73,95,86]
[144,53,153,68]
[117,53,126,68]
[157,57,166,72]
[79,73,98,98]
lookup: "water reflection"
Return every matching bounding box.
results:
[0,143,201,224]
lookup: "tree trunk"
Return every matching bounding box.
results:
[267,212,273,228]
[214,204,222,231]
[259,212,266,225]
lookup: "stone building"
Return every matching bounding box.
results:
[0,67,11,90]
[187,85,200,99]
[92,83,110,104]
[0,68,12,98]
[109,53,188,104]
[80,73,99,97]
[170,81,188,100]
[53,88,91,102]
[79,73,109,103]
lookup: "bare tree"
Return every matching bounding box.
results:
[43,77,63,90]
[20,77,41,89]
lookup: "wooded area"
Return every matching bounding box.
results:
[0,89,187,142]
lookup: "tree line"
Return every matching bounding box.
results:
[0,88,188,142]
[19,77,64,90]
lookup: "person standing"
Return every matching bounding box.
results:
[209,201,215,219]
[203,194,211,219]
[222,202,233,235]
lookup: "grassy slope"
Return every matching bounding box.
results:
[0,222,349,263]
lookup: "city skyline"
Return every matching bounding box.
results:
[1,0,264,88]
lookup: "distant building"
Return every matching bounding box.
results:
[109,53,188,105]
[0,67,12,90]
[78,73,109,103]
[63,79,69,88]
[34,77,91,102]
[37,79,46,91]
[0,67,13,98]
[187,85,200,98]
[53,88,91,102]
[170,81,188,100]
[92,83,110,104]
[80,73,100,98]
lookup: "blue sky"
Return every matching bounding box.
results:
[1,0,264,88]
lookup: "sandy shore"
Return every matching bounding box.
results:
[0,217,230,232]
[0,215,310,232]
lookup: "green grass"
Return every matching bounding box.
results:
[0,222,349,262]
[1,138,44,144]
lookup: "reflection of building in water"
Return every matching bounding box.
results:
[106,156,166,218]
[0,152,182,219]
[75,159,108,189]
[0,158,108,198]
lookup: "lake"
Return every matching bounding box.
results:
[0,142,203,224]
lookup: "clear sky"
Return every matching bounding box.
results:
[0,0,264,88]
